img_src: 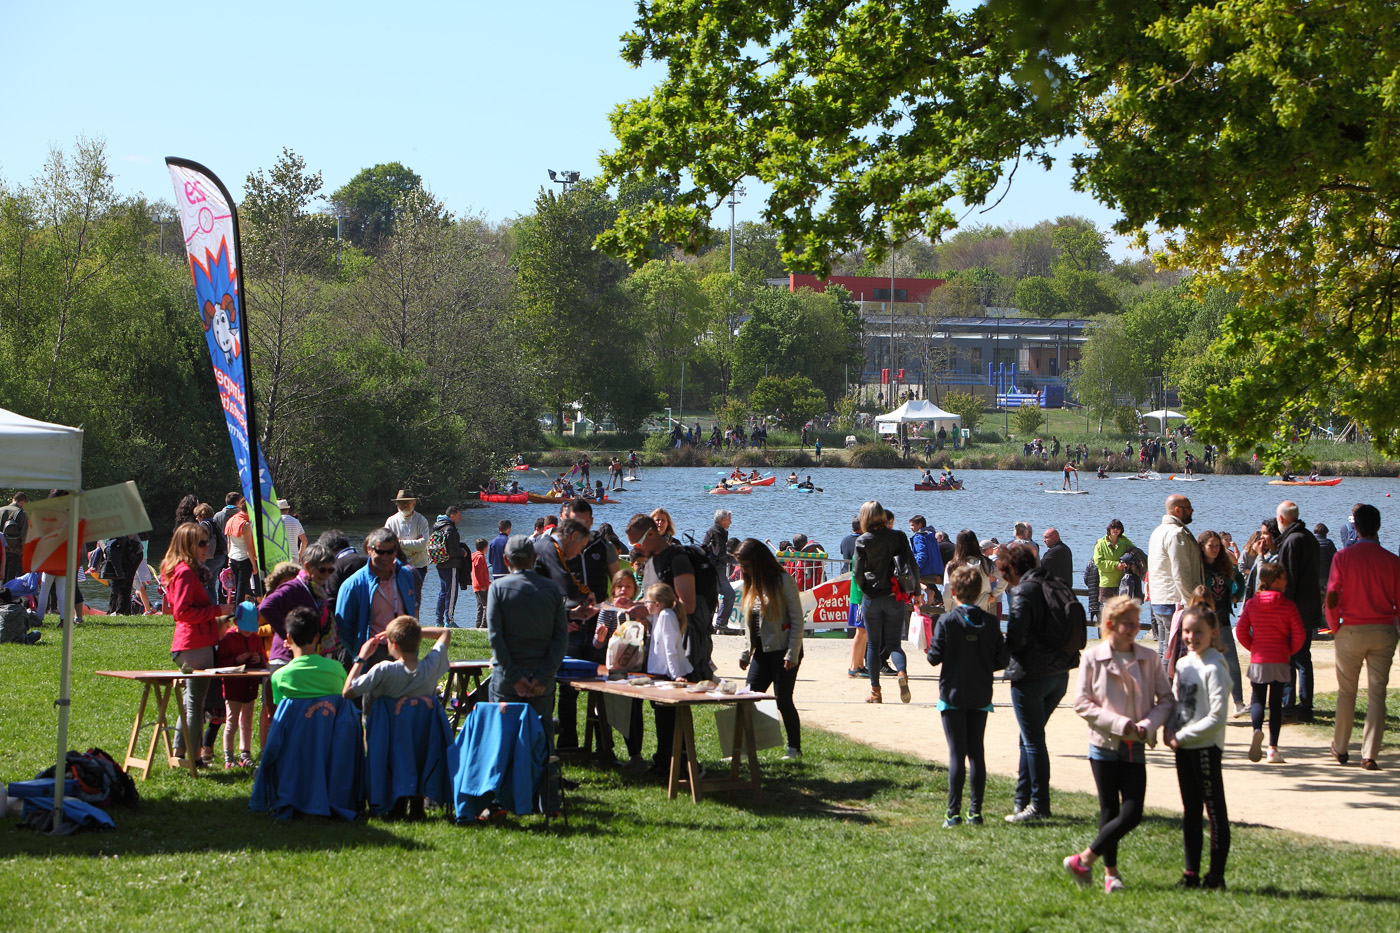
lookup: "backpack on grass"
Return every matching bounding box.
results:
[38,747,138,810]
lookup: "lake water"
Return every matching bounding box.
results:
[310,467,1397,628]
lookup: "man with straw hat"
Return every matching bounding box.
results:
[386,490,431,607]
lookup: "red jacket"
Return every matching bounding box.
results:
[1236,590,1305,664]
[166,561,222,652]
[470,550,490,591]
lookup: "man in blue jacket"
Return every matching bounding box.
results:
[335,527,417,670]
[909,515,945,605]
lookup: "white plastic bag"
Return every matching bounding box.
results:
[607,619,647,673]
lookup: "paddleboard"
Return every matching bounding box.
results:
[1171,477,1204,482]
[624,476,641,482]
[1043,489,1089,495]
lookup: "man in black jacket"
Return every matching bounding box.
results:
[431,507,466,627]
[1000,542,1080,823]
[1276,500,1321,722]
[702,509,734,633]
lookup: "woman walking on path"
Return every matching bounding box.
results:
[1091,520,1134,608]
[1065,596,1175,893]
[161,522,235,766]
[735,538,804,758]
[852,500,923,704]
[1198,530,1246,715]
[1165,604,1233,891]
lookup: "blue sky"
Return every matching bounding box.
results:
[1,0,1131,253]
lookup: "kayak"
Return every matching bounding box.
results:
[526,492,555,504]
[716,472,776,486]
[480,492,529,504]
[536,491,615,503]
[512,464,530,471]
[1269,478,1343,486]
[914,481,964,491]
[709,485,752,495]
[786,484,815,493]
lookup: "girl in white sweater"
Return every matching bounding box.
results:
[1165,605,1232,890]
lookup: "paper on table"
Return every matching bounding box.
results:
[199,665,248,674]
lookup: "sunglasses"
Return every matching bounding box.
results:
[370,546,397,556]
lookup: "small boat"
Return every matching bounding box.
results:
[1269,478,1343,486]
[512,464,530,471]
[786,484,815,493]
[710,485,752,495]
[526,492,555,504]
[914,481,964,491]
[1115,471,1162,481]
[715,473,776,487]
[1044,489,1089,495]
[480,492,529,504]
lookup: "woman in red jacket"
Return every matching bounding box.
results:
[161,521,234,765]
[1235,560,1305,764]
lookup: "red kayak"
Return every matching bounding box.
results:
[914,481,964,491]
[480,492,529,504]
[512,464,530,471]
[1268,478,1342,486]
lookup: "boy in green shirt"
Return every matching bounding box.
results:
[271,607,348,704]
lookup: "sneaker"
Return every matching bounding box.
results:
[943,813,961,828]
[1232,704,1250,719]
[967,812,983,826]
[223,756,236,771]
[1104,874,1126,894]
[1266,746,1285,764]
[1063,854,1091,886]
[897,671,911,704]
[880,663,897,676]
[238,752,255,768]
[847,667,869,678]
[1202,873,1227,891]
[782,747,801,760]
[1176,872,1200,889]
[1248,729,1265,762]
[1006,804,1046,824]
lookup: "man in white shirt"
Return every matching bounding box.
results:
[277,499,307,561]
[386,490,431,607]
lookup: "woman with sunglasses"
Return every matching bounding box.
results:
[256,543,339,743]
[161,522,236,766]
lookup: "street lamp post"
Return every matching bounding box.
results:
[727,185,746,273]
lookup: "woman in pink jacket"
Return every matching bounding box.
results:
[1064,596,1175,894]
[1234,560,1305,764]
[161,522,234,765]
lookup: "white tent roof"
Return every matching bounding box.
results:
[1142,409,1186,420]
[874,399,962,425]
[0,408,83,488]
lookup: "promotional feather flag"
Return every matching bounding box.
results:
[166,158,289,571]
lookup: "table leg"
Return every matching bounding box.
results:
[666,706,685,800]
[728,704,745,782]
[678,706,702,804]
[125,683,155,780]
[740,703,763,803]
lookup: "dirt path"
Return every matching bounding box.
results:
[710,634,1398,850]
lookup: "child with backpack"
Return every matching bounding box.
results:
[1235,560,1305,764]
[1066,596,1174,893]
[926,565,1009,826]
[1165,604,1232,890]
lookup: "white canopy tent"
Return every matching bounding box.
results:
[874,399,963,435]
[0,407,83,831]
[1142,409,1188,433]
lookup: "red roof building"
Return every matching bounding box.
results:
[788,274,944,303]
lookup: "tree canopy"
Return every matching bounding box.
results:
[602,0,1400,458]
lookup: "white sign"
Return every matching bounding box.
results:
[962,428,971,438]
[79,481,153,540]
[23,482,152,573]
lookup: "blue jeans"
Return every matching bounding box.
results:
[1009,671,1069,813]
[435,565,459,626]
[1151,605,1175,667]
[863,595,907,691]
[1284,628,1314,717]
[715,574,736,630]
[1219,618,1244,706]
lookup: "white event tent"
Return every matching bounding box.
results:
[1143,408,1188,433]
[874,399,963,434]
[0,407,83,831]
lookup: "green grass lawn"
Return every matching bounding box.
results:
[2,617,1399,931]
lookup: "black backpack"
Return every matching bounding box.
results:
[1039,573,1088,654]
[39,747,139,810]
[200,517,226,560]
[660,543,720,615]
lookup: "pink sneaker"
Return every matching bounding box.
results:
[1063,854,1091,886]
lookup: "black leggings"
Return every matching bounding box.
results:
[1088,759,1146,868]
[940,709,988,816]
[746,649,801,751]
[1250,681,1284,746]
[1174,745,1230,877]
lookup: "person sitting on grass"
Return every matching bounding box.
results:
[271,607,349,704]
[0,586,41,644]
[343,614,451,820]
